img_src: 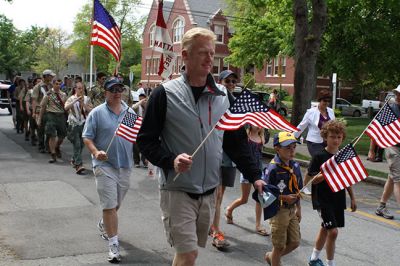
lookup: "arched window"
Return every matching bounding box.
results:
[149,24,155,47]
[173,18,185,43]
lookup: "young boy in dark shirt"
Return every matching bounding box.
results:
[264,132,302,266]
[307,120,357,266]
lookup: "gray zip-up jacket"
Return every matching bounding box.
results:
[137,72,261,194]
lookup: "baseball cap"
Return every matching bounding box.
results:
[104,77,124,90]
[393,85,400,94]
[42,69,56,76]
[273,132,300,147]
[138,93,146,98]
[218,70,238,81]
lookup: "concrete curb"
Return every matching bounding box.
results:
[262,152,386,186]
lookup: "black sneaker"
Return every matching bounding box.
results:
[375,206,394,219]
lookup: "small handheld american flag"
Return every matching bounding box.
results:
[91,0,121,62]
[116,111,142,143]
[215,89,298,132]
[320,144,368,193]
[365,104,400,148]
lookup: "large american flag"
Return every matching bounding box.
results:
[320,144,368,193]
[116,111,142,143]
[91,0,121,61]
[365,104,400,148]
[215,89,298,132]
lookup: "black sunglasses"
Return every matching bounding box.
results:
[107,86,125,93]
[224,79,237,84]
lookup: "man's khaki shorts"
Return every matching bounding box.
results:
[159,190,216,254]
[269,207,301,249]
[385,147,400,182]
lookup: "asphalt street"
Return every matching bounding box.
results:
[0,110,399,266]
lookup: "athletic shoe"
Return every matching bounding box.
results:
[212,231,230,248]
[97,219,109,240]
[308,258,325,266]
[375,206,394,219]
[107,243,121,263]
[301,187,312,195]
[75,165,85,175]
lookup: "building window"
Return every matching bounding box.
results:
[214,25,224,43]
[274,56,286,77]
[222,60,229,71]
[149,25,155,47]
[146,59,151,75]
[213,58,221,75]
[174,56,182,74]
[266,60,273,77]
[173,19,184,43]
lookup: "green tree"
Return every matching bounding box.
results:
[226,0,327,125]
[32,28,72,76]
[318,1,400,101]
[72,0,143,77]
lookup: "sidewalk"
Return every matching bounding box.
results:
[263,140,388,186]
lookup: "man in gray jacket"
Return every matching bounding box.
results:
[137,27,265,266]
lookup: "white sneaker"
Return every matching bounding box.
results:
[302,187,312,195]
[97,219,109,241]
[108,243,121,263]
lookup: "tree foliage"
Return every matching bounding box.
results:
[72,0,144,77]
[0,15,49,78]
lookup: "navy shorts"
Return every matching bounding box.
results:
[318,206,344,229]
[220,167,236,187]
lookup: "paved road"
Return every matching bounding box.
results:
[0,111,399,266]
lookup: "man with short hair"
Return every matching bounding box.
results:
[137,27,265,266]
[88,72,107,108]
[32,70,56,153]
[38,79,68,163]
[375,85,400,220]
[83,77,134,263]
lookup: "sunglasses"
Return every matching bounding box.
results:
[321,98,331,103]
[224,79,237,84]
[107,86,125,93]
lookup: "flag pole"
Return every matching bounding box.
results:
[89,0,95,88]
[351,95,394,147]
[173,77,255,181]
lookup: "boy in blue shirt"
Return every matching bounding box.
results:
[264,132,302,265]
[307,120,357,266]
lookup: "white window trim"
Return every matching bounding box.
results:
[214,24,224,44]
[266,60,273,77]
[172,16,185,44]
[149,23,155,47]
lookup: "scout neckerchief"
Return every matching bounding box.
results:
[49,91,65,112]
[271,158,300,206]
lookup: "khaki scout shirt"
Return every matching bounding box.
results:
[88,84,105,108]
[32,82,52,114]
[24,89,33,110]
[41,90,67,113]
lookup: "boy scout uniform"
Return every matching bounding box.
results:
[88,84,105,108]
[32,82,51,151]
[41,90,68,139]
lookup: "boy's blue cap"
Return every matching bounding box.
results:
[273,132,300,147]
[218,70,238,81]
[252,184,280,220]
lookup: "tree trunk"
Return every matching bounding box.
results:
[291,0,327,126]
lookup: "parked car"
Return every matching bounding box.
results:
[0,80,12,114]
[336,98,365,117]
[232,88,289,116]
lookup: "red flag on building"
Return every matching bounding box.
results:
[215,89,298,132]
[154,0,176,80]
[116,111,143,143]
[320,144,368,193]
[365,104,400,148]
[91,0,122,61]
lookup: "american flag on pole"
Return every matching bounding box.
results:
[116,111,143,143]
[215,89,298,132]
[91,0,121,61]
[154,0,176,80]
[365,104,400,148]
[320,144,368,193]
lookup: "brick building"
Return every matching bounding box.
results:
[141,0,339,97]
